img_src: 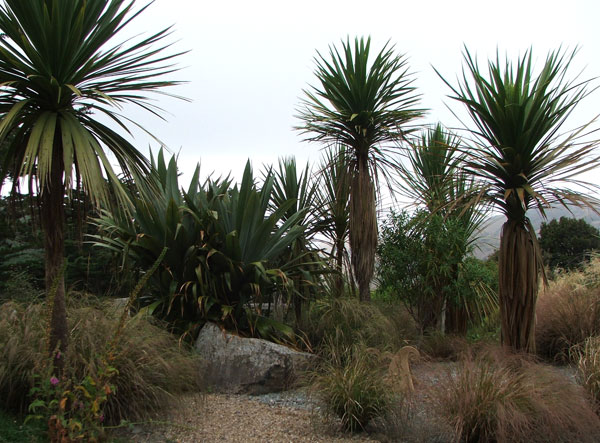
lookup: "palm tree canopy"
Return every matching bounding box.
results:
[296,36,424,176]
[0,0,185,207]
[438,48,599,221]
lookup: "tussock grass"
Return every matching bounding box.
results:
[435,347,600,442]
[419,331,469,361]
[309,335,390,433]
[304,295,418,353]
[536,258,600,362]
[573,337,600,412]
[0,298,201,424]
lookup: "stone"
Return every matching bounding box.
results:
[195,322,314,394]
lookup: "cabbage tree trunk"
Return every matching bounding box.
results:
[41,145,67,373]
[498,219,540,352]
[349,154,377,302]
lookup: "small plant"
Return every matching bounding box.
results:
[420,331,468,361]
[310,335,390,432]
[435,347,600,442]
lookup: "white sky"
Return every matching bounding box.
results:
[119,0,600,189]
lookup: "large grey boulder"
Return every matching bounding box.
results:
[195,322,314,394]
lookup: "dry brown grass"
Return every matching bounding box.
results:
[536,259,600,362]
[0,298,201,423]
[434,346,600,442]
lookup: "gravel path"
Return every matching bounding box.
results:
[111,389,378,443]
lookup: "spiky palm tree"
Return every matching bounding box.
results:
[297,37,424,302]
[0,0,184,369]
[439,48,599,352]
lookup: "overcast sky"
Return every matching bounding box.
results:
[119,0,600,187]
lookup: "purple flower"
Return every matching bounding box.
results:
[55,351,61,359]
[50,377,59,386]
[98,414,104,423]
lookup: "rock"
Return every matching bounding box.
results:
[195,322,314,394]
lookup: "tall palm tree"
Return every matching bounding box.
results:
[297,37,424,302]
[0,0,184,369]
[439,48,599,352]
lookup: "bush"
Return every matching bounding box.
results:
[540,217,600,270]
[0,299,201,424]
[536,260,600,361]
[435,347,600,442]
[310,337,390,432]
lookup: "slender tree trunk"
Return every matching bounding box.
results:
[498,219,540,353]
[334,238,344,297]
[349,153,376,303]
[41,146,67,373]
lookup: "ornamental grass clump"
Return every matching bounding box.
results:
[305,295,417,353]
[536,259,600,362]
[0,299,201,426]
[310,334,390,433]
[573,336,600,412]
[435,347,600,442]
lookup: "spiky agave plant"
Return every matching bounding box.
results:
[297,36,424,302]
[438,48,600,352]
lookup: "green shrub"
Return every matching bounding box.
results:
[435,347,600,442]
[0,408,45,443]
[310,337,390,432]
[536,260,600,362]
[0,299,201,424]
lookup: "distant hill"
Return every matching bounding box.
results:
[473,205,600,259]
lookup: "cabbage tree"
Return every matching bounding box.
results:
[297,37,424,302]
[439,48,599,351]
[0,0,183,368]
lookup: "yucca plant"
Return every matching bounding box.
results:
[92,149,216,330]
[438,48,600,352]
[0,0,184,369]
[297,36,424,302]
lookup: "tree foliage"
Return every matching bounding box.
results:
[540,217,600,270]
[377,210,496,333]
